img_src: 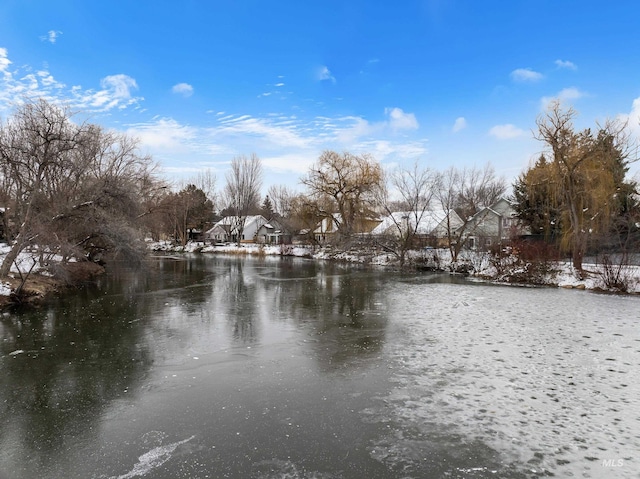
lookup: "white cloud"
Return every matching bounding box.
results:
[334,116,377,143]
[172,82,193,97]
[72,74,140,110]
[452,117,467,133]
[555,59,577,70]
[540,87,586,109]
[385,107,419,131]
[0,48,11,73]
[510,68,544,82]
[101,74,137,98]
[127,118,198,151]
[275,82,285,87]
[124,109,429,180]
[40,30,62,44]
[262,153,316,174]
[317,65,336,84]
[489,124,525,140]
[617,96,640,137]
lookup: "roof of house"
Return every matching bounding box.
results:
[371,209,457,236]
[206,215,268,234]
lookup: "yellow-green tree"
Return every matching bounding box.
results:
[534,101,636,273]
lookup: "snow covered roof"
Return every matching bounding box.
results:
[206,215,268,233]
[371,210,454,236]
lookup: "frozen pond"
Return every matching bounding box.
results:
[0,255,638,478]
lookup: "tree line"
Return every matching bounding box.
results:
[0,99,638,282]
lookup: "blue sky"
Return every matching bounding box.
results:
[1,0,639,192]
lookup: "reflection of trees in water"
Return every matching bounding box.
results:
[210,259,259,344]
[0,267,164,467]
[273,261,390,370]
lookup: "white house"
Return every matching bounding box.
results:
[205,215,268,243]
[371,209,463,244]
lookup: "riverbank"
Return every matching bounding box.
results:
[0,249,105,309]
[150,240,640,294]
[1,240,637,309]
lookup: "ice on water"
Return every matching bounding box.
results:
[364,282,640,478]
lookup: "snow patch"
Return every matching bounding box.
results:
[111,435,195,479]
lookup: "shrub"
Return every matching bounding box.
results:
[597,253,635,293]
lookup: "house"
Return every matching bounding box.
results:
[313,213,381,243]
[371,209,463,246]
[255,218,292,244]
[462,198,527,250]
[205,215,268,244]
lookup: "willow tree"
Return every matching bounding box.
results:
[301,150,383,240]
[533,101,636,273]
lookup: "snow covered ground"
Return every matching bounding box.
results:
[0,243,61,297]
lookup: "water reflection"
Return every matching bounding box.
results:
[0,291,153,470]
[1,255,638,479]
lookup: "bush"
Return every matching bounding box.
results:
[493,239,560,285]
[597,253,635,293]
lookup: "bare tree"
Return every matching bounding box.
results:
[436,164,506,262]
[0,99,159,281]
[267,184,297,218]
[0,100,80,277]
[301,150,383,241]
[223,154,263,245]
[375,162,440,265]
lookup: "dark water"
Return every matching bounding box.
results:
[0,255,638,479]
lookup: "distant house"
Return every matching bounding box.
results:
[462,198,528,250]
[313,213,381,244]
[255,218,292,244]
[371,209,463,245]
[205,215,268,243]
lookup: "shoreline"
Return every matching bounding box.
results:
[2,243,638,310]
[0,262,105,310]
[150,241,640,295]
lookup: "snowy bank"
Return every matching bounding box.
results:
[148,241,640,294]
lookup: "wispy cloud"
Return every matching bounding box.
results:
[317,65,336,84]
[510,68,544,82]
[489,124,525,140]
[71,74,141,110]
[40,30,62,44]
[540,87,586,109]
[125,107,428,178]
[0,49,142,113]
[172,82,193,97]
[452,117,467,133]
[555,59,577,70]
[0,48,11,75]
